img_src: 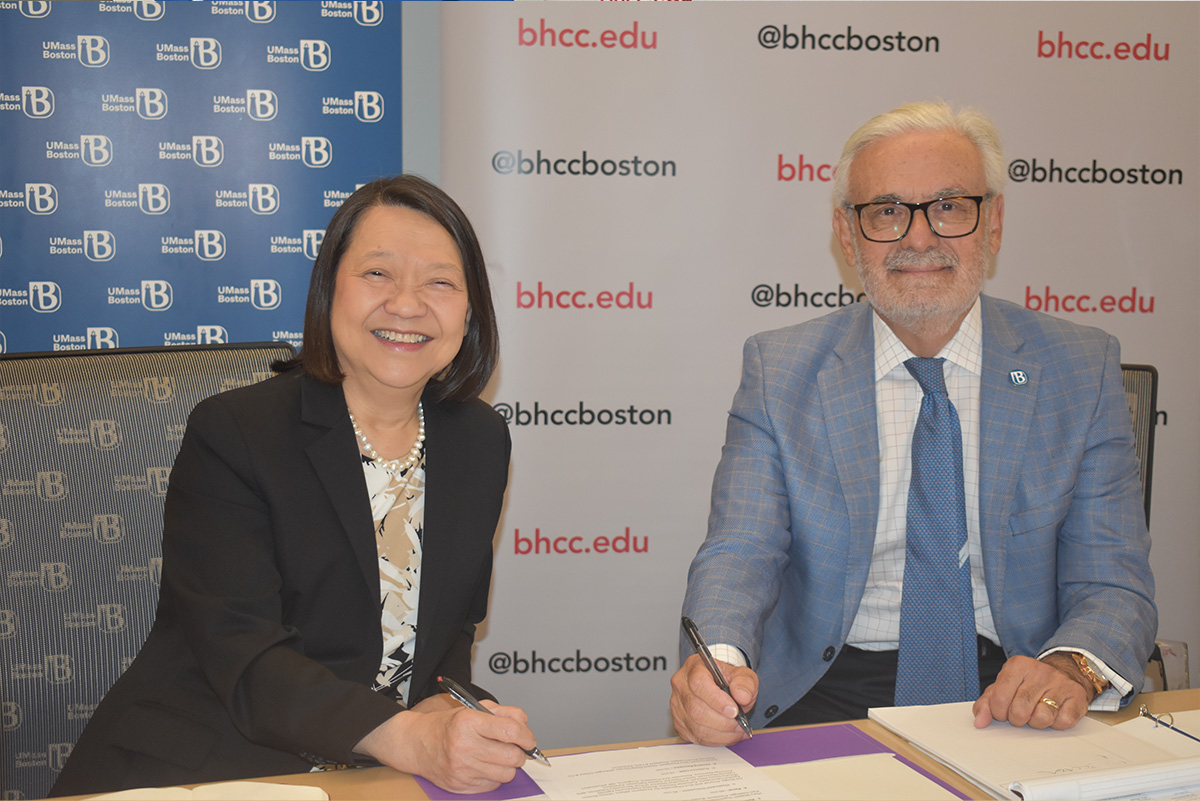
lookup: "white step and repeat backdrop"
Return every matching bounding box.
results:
[438,1,1199,749]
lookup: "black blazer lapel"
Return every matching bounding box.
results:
[409,396,509,701]
[410,398,463,692]
[299,374,379,596]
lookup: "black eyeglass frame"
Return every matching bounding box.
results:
[849,194,991,243]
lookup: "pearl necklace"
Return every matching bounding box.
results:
[349,402,425,474]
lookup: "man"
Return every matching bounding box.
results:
[671,101,1156,746]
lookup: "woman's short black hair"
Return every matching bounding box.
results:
[274,174,498,403]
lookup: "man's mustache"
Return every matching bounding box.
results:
[885,249,959,269]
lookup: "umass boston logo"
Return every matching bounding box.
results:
[217,280,283,310]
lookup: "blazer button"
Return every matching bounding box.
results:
[822,646,836,661]
[765,705,778,718]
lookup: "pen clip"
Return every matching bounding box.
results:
[437,675,482,711]
[682,618,727,689]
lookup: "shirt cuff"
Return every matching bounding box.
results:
[709,644,750,669]
[1039,646,1132,711]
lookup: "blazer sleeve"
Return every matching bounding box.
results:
[1036,335,1157,690]
[161,394,399,766]
[681,335,797,668]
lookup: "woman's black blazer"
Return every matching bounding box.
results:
[51,369,511,795]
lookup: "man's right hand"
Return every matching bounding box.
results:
[669,653,759,746]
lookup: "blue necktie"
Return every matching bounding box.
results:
[894,357,979,706]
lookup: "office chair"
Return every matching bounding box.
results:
[1121,363,1157,527]
[1119,364,1186,693]
[0,343,294,800]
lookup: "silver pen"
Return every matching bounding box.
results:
[436,675,551,767]
[682,616,754,738]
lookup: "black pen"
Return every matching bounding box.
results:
[436,675,551,767]
[681,616,754,738]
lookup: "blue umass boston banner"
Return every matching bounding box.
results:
[0,0,401,354]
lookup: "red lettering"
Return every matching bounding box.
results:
[1133,34,1151,60]
[1037,30,1056,58]
[616,283,634,309]
[777,154,835,182]
[620,22,639,49]
[777,154,795,182]
[518,18,537,47]
[1027,286,1151,315]
[1057,30,1073,58]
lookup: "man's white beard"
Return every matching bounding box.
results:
[854,233,988,336]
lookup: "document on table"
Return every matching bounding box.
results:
[85,781,329,800]
[731,723,967,800]
[521,742,798,800]
[417,723,970,801]
[760,752,963,800]
[870,701,1200,801]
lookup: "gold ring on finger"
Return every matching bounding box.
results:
[1040,697,1060,710]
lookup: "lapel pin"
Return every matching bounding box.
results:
[1009,370,1028,386]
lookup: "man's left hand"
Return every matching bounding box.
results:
[972,653,1095,730]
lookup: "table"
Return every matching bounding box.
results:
[54,689,1200,801]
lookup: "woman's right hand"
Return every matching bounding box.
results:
[355,695,538,793]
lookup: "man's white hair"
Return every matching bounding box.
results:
[832,100,1006,208]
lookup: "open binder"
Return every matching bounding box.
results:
[870,702,1200,800]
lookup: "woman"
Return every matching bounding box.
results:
[51,175,536,796]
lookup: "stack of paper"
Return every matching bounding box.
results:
[870,702,1200,800]
[86,781,328,800]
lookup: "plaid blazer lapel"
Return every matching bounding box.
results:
[977,297,1041,628]
[820,307,880,630]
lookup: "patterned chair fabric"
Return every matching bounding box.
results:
[0,343,294,800]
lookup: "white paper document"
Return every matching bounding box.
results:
[86,781,329,800]
[522,742,798,800]
[1116,712,1200,760]
[870,701,1200,801]
[760,752,962,801]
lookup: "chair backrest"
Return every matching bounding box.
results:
[1120,363,1158,527]
[0,342,294,800]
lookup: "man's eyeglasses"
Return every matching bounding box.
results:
[850,195,989,243]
